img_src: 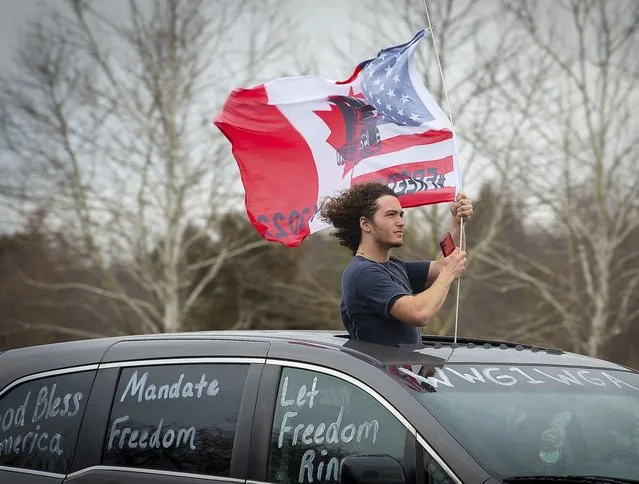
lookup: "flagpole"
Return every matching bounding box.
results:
[421,0,464,344]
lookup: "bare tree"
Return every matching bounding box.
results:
[476,0,639,356]
[0,0,296,335]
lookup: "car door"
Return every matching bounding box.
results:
[64,338,269,484]
[246,359,463,484]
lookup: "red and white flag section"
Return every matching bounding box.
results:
[214,30,461,247]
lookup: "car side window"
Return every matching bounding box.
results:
[0,370,96,474]
[102,363,249,476]
[267,367,408,484]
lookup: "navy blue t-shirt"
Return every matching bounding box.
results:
[340,255,431,346]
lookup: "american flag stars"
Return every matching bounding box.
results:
[359,32,436,127]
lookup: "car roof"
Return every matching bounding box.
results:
[1,330,633,378]
[237,330,634,371]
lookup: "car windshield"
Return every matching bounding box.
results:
[386,363,639,481]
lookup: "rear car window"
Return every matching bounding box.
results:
[0,370,96,474]
[102,363,249,477]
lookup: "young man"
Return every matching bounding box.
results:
[320,182,472,346]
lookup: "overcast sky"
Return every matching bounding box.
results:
[0,0,42,67]
[0,0,536,233]
[0,0,367,232]
[0,0,360,76]
[2,0,634,235]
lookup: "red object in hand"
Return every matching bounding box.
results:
[440,232,456,257]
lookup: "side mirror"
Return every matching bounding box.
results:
[339,455,406,484]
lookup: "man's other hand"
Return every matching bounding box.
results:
[450,192,473,224]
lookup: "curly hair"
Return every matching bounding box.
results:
[319,181,396,254]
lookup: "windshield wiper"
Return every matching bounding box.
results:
[503,476,639,484]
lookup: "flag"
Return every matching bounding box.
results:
[214,30,461,247]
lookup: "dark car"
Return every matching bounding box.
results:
[1,331,638,484]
